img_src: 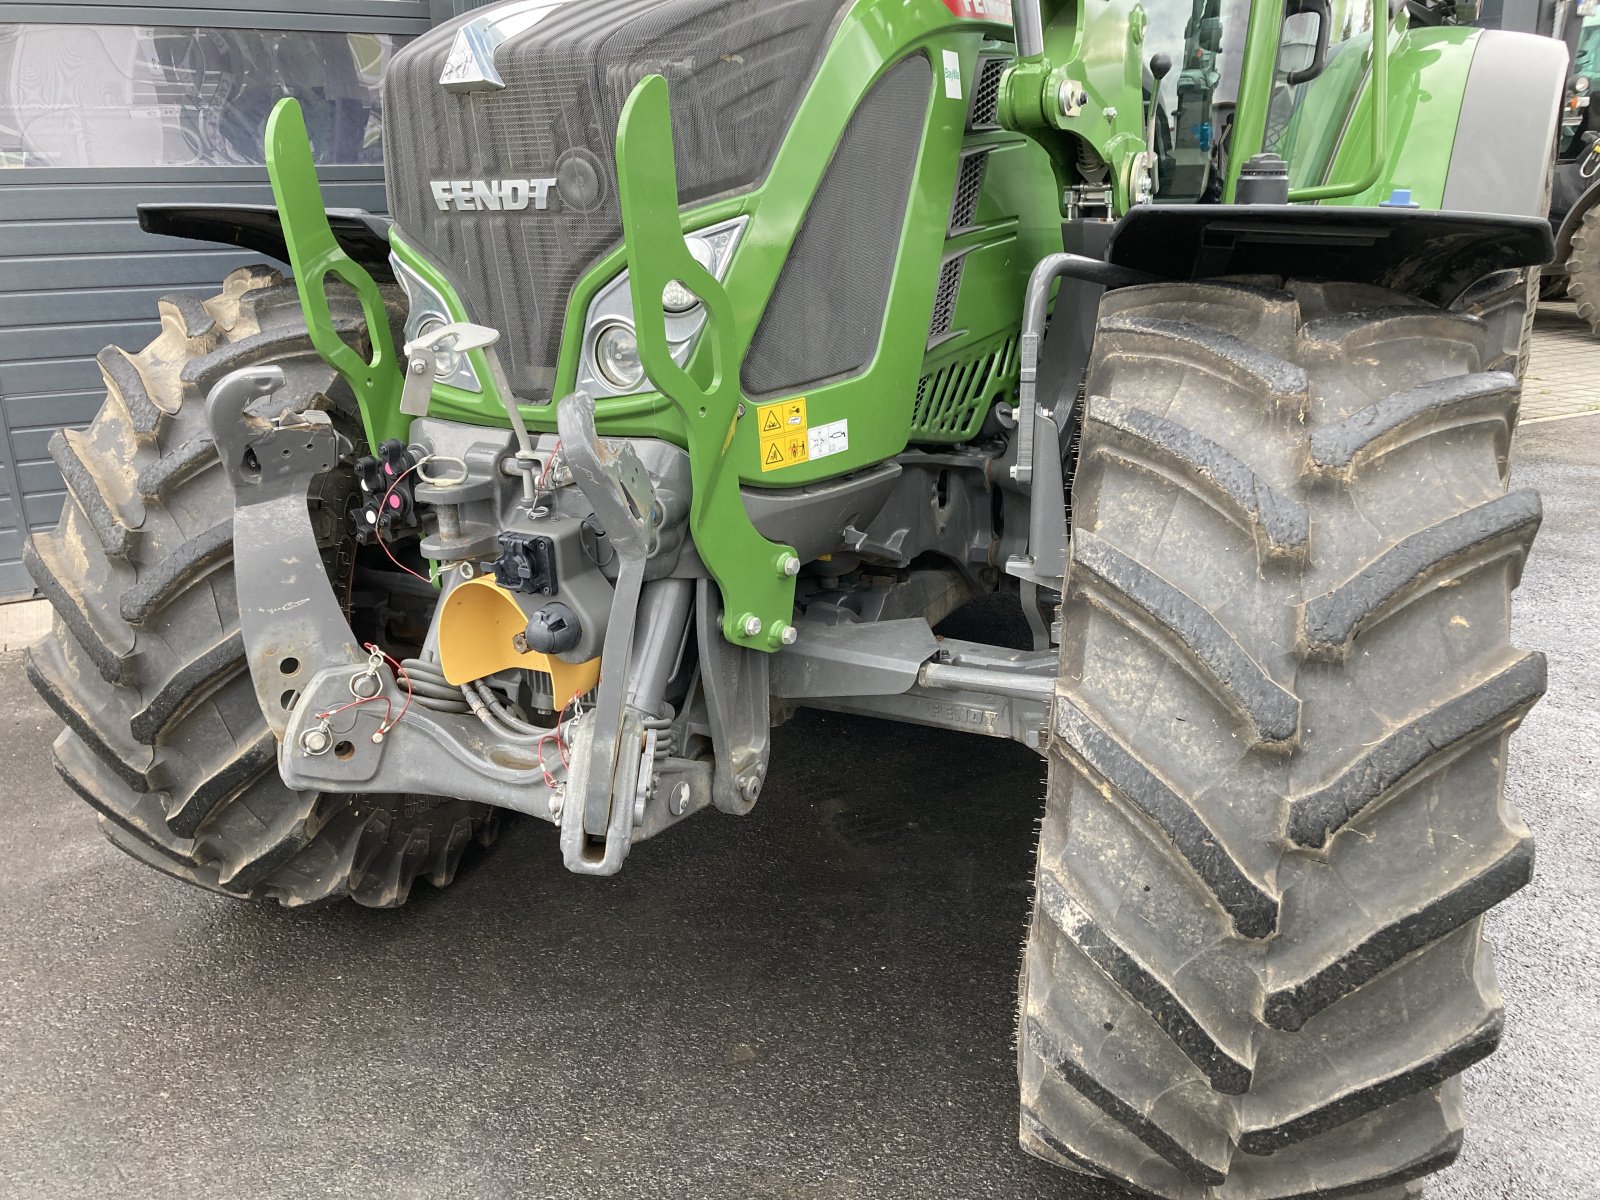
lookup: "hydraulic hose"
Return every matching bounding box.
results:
[401,657,471,714]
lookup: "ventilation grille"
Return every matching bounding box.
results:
[911,334,1018,442]
[928,256,965,345]
[950,150,989,233]
[384,0,852,400]
[741,54,934,397]
[969,55,1009,130]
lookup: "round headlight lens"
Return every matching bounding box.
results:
[412,315,461,379]
[595,322,644,390]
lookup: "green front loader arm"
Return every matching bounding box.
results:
[614,75,799,652]
[265,98,406,449]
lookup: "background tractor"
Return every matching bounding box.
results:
[1540,1,1600,323]
[25,0,1562,1194]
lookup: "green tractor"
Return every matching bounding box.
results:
[1548,3,1600,320]
[29,0,1562,1193]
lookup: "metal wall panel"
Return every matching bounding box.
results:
[0,2,428,596]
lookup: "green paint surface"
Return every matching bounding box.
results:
[614,75,799,653]
[265,98,404,449]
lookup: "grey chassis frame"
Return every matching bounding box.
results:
[205,364,1060,878]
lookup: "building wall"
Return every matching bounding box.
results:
[0,0,440,596]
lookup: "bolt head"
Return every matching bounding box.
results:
[301,728,331,755]
[740,775,762,802]
[779,554,801,577]
[669,781,691,817]
[742,615,763,638]
[780,625,799,647]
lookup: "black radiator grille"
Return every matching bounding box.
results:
[949,150,989,234]
[928,255,965,345]
[740,54,933,398]
[969,54,1009,130]
[383,0,850,399]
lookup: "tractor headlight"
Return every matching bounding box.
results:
[412,315,463,378]
[594,322,644,390]
[391,254,483,393]
[578,216,748,398]
[661,236,717,313]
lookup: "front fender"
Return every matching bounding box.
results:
[1438,29,1566,218]
[1106,206,1552,306]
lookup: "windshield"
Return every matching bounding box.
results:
[1145,0,1251,201]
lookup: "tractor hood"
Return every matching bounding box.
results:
[381,0,852,400]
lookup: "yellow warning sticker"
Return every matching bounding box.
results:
[761,429,811,471]
[757,398,809,473]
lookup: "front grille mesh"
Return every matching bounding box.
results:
[741,55,933,398]
[949,150,989,233]
[928,256,965,345]
[969,55,1009,130]
[384,0,850,399]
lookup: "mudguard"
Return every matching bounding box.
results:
[137,203,396,280]
[1106,206,1552,306]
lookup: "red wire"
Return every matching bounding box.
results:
[373,463,431,584]
[365,644,413,735]
[315,694,392,726]
[535,697,577,788]
[538,441,561,492]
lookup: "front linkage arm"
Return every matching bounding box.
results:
[205,367,565,819]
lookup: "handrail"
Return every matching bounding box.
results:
[1224,1,1396,204]
[1288,10,1397,202]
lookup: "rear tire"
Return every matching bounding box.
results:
[1564,203,1600,334]
[26,267,499,908]
[1019,279,1542,1196]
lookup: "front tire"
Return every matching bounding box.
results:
[26,267,499,908]
[1019,279,1542,1196]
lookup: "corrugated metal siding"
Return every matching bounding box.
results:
[0,1,435,597]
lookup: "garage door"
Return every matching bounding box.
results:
[0,1,433,597]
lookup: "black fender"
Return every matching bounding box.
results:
[137,203,396,281]
[1104,205,1553,307]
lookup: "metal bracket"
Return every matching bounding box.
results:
[800,639,1057,752]
[207,365,556,820]
[265,97,405,449]
[551,389,663,875]
[696,579,770,815]
[614,73,798,652]
[206,366,364,733]
[400,321,503,418]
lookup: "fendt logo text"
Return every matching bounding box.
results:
[430,178,558,213]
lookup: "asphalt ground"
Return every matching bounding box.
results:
[1,419,1595,1198]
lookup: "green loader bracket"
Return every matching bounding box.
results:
[265,98,406,449]
[614,75,799,652]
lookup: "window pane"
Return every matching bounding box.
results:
[0,24,407,168]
